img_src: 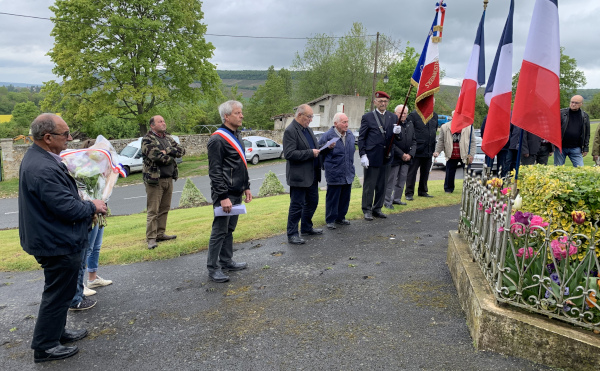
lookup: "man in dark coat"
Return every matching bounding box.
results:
[384,104,415,208]
[206,100,252,283]
[404,109,438,200]
[318,112,355,230]
[358,91,400,220]
[19,114,107,363]
[284,104,323,244]
[554,95,590,167]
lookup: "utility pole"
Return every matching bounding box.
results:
[370,32,380,111]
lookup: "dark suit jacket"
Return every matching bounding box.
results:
[358,110,396,167]
[283,120,321,187]
[407,110,438,158]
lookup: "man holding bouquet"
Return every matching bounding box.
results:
[142,115,186,249]
[19,113,107,363]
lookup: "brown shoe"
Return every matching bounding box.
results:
[156,234,177,241]
[147,239,158,249]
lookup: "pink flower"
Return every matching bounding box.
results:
[498,226,505,232]
[551,236,578,261]
[529,215,549,228]
[501,187,511,195]
[485,208,492,214]
[502,203,507,212]
[516,247,535,259]
[478,202,483,211]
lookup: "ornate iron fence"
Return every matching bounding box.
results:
[459,169,600,331]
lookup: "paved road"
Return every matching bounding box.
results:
[0,205,551,370]
[0,153,459,230]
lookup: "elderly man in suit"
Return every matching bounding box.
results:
[284,104,323,245]
[358,91,401,220]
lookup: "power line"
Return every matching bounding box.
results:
[0,11,377,40]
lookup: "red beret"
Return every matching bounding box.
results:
[375,91,390,99]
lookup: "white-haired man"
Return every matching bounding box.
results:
[384,105,415,208]
[206,100,252,282]
[318,112,356,229]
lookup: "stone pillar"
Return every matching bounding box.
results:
[1,138,16,181]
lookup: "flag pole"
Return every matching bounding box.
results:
[513,128,524,194]
[385,84,413,158]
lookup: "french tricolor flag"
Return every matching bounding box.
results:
[482,0,514,159]
[512,0,561,152]
[451,9,486,134]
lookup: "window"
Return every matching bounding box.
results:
[243,140,251,149]
[256,140,267,148]
[266,140,278,147]
[319,105,325,113]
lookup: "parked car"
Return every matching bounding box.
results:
[438,115,452,127]
[242,136,284,165]
[432,151,447,168]
[117,135,181,176]
[312,131,325,142]
[470,144,497,175]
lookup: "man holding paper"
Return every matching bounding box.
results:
[318,113,355,230]
[206,100,252,283]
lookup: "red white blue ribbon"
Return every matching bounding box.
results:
[211,128,248,168]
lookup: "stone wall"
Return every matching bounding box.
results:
[0,130,284,180]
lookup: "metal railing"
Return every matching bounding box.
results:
[459,168,600,331]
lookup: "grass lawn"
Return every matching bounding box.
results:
[0,179,462,272]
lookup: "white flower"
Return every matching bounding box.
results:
[513,194,522,211]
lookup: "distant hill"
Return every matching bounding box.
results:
[0,82,42,88]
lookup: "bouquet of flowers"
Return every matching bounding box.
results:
[60,135,127,226]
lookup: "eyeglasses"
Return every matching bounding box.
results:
[570,101,582,105]
[376,99,389,103]
[49,131,70,138]
[303,114,314,119]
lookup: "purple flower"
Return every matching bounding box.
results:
[550,272,560,284]
[546,263,555,274]
[563,305,571,313]
[544,290,551,299]
[564,287,570,296]
[514,211,533,226]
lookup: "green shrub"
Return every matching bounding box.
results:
[257,171,285,197]
[178,178,208,208]
[352,174,362,189]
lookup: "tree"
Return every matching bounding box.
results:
[244,66,293,130]
[376,45,419,111]
[43,0,221,135]
[585,92,600,119]
[511,47,586,109]
[10,101,40,128]
[292,22,401,104]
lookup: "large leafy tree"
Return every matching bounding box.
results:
[512,47,586,109]
[376,45,419,111]
[43,0,221,135]
[585,92,600,119]
[244,66,293,130]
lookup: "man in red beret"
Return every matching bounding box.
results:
[358,91,401,220]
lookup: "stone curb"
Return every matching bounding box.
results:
[446,230,600,370]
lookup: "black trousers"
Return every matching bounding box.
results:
[536,143,553,165]
[32,251,81,350]
[207,195,242,272]
[325,183,352,223]
[361,163,390,213]
[444,158,460,193]
[405,156,432,197]
[287,178,319,237]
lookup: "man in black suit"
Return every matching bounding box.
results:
[404,109,438,200]
[358,91,401,220]
[284,104,323,244]
[19,114,108,363]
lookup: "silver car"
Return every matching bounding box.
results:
[243,136,284,165]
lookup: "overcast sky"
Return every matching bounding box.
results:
[1,0,598,91]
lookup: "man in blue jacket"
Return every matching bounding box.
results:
[19,114,107,363]
[318,113,355,230]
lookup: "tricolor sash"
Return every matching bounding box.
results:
[212,128,247,168]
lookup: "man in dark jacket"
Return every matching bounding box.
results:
[142,115,185,249]
[206,100,252,283]
[19,114,107,363]
[404,109,438,200]
[284,104,322,245]
[358,91,400,220]
[384,104,415,208]
[318,113,355,230]
[554,95,590,167]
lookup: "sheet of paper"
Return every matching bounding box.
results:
[214,204,247,217]
[319,137,340,151]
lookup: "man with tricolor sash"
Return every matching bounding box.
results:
[206,100,252,283]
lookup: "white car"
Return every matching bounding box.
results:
[117,135,181,176]
[432,151,447,168]
[242,136,284,165]
[471,145,497,174]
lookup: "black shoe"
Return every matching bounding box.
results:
[445,190,453,193]
[364,212,373,221]
[220,261,247,271]
[392,200,407,206]
[34,345,78,363]
[60,329,88,344]
[405,196,414,201]
[384,203,394,210]
[288,235,306,244]
[302,228,323,235]
[335,219,351,225]
[69,297,96,311]
[208,270,230,283]
[373,211,387,218]
[156,234,177,241]
[419,194,434,198]
[326,223,336,230]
